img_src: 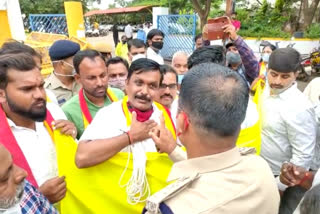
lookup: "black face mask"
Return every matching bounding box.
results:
[152,41,163,50]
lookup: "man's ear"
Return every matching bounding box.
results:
[0,89,6,103]
[74,73,81,84]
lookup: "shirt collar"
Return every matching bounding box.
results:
[6,117,41,132]
[167,147,241,182]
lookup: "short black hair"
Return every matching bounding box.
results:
[160,64,178,84]
[195,33,202,42]
[300,184,320,214]
[128,58,162,83]
[188,45,225,69]
[147,29,165,41]
[106,57,129,71]
[73,49,105,74]
[128,39,146,52]
[263,44,277,52]
[0,40,42,61]
[0,53,37,89]
[179,63,249,137]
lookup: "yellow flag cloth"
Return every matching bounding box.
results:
[55,131,173,214]
[236,79,263,154]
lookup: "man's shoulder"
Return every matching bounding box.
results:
[62,94,80,110]
[109,87,125,99]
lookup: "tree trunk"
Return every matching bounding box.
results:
[301,0,320,30]
[190,0,212,31]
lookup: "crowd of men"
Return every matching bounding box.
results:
[0,19,320,214]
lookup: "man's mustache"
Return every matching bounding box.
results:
[270,84,283,89]
[135,94,151,102]
[160,94,173,99]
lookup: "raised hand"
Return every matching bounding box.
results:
[39,176,66,204]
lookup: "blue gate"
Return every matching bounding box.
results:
[157,14,197,60]
[29,14,68,35]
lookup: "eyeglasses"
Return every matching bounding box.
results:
[159,83,177,90]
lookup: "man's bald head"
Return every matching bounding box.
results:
[179,63,249,137]
[172,51,188,74]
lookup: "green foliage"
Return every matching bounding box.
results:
[275,0,285,13]
[305,23,320,39]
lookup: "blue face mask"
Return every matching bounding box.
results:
[262,53,270,63]
[178,74,184,84]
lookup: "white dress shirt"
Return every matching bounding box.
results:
[124,24,133,38]
[7,102,66,186]
[261,83,317,175]
[147,47,164,65]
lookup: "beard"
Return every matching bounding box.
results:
[0,180,25,210]
[84,86,107,98]
[6,93,47,122]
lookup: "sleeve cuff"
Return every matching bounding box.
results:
[169,146,187,163]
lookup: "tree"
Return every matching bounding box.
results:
[300,0,320,30]
[190,0,212,30]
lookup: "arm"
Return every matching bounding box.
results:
[287,108,317,169]
[234,36,259,82]
[76,134,130,168]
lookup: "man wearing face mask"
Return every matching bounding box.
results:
[146,29,165,65]
[62,50,124,139]
[106,57,129,92]
[45,40,81,106]
[223,24,259,85]
[261,48,317,213]
[115,35,129,61]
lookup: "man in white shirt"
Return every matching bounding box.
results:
[125,24,133,40]
[146,29,165,64]
[0,53,77,204]
[260,48,317,213]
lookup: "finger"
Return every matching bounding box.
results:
[292,165,303,176]
[60,126,73,135]
[144,119,156,125]
[159,113,166,131]
[282,171,296,184]
[131,111,137,122]
[149,131,160,145]
[280,175,295,186]
[56,190,67,201]
[53,121,67,129]
[54,176,66,185]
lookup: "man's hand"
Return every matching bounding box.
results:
[129,111,158,144]
[222,23,238,41]
[52,120,77,139]
[280,162,306,186]
[149,113,177,154]
[250,74,265,92]
[39,176,66,204]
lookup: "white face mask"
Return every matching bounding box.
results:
[52,60,76,77]
[132,54,146,62]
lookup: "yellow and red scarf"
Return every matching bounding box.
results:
[79,88,119,129]
[0,105,55,188]
[121,96,176,140]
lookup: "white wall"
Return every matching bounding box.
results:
[152,7,169,29]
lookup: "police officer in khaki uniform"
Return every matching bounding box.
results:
[45,40,81,106]
[147,63,280,214]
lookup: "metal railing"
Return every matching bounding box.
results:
[29,14,68,35]
[157,14,197,60]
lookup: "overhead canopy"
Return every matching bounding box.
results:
[84,6,153,17]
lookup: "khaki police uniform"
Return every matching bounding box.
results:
[145,147,280,214]
[45,73,81,106]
